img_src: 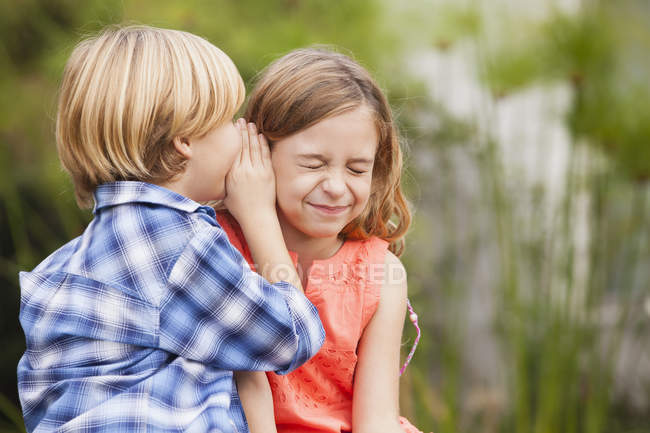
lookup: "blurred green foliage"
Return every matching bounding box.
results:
[1,1,649,433]
[401,2,650,433]
[481,2,650,181]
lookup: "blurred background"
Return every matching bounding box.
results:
[1,0,649,432]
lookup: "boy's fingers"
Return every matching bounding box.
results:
[231,146,243,169]
[248,123,261,164]
[259,133,271,166]
[238,119,250,164]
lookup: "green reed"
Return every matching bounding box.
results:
[398,2,650,432]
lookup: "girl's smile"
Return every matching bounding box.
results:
[307,203,351,215]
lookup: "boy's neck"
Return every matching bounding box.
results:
[157,174,198,202]
[157,179,185,197]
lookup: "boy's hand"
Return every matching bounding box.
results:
[224,119,276,222]
[225,119,303,292]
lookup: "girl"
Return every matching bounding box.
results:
[221,48,422,433]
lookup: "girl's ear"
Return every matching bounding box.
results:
[172,136,192,159]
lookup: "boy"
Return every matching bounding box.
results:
[17,25,324,432]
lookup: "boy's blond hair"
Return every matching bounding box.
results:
[56,25,245,208]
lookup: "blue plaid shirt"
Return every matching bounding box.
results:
[17,181,325,433]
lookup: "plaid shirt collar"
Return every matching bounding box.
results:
[93,181,216,219]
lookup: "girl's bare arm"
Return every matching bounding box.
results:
[235,371,278,433]
[352,251,408,433]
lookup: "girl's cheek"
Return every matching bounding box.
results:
[354,178,373,198]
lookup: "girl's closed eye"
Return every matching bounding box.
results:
[302,163,324,170]
[348,166,368,175]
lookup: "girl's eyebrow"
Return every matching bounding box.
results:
[297,153,374,164]
[296,153,326,160]
[348,157,375,164]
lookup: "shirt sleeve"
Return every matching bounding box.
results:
[158,225,325,374]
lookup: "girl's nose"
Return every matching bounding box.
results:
[321,171,346,197]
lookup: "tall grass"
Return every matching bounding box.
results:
[398,2,650,432]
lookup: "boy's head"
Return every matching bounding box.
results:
[56,25,245,208]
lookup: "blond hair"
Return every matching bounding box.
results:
[245,48,411,256]
[56,25,245,208]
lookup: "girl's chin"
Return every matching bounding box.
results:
[279,209,359,241]
[299,227,342,240]
[288,221,347,241]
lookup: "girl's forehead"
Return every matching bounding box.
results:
[275,134,378,160]
[274,108,379,158]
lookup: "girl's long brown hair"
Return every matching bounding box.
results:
[245,48,411,256]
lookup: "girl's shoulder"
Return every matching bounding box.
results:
[320,237,390,287]
[341,236,404,289]
[340,236,390,265]
[330,236,403,332]
[318,236,398,292]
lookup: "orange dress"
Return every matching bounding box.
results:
[217,212,422,433]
